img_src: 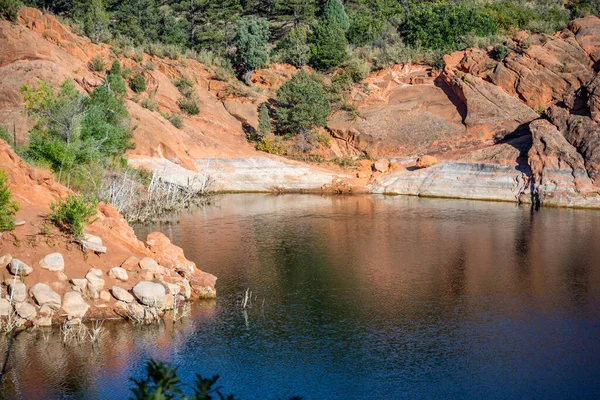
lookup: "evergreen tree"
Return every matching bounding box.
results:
[309,19,348,71]
[81,0,110,43]
[274,0,318,27]
[277,26,310,67]
[275,70,330,134]
[107,0,159,44]
[234,16,270,72]
[173,0,242,50]
[323,0,349,31]
[257,102,271,137]
[107,60,127,95]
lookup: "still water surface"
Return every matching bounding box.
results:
[2,195,600,399]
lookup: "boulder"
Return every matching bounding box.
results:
[121,256,140,271]
[8,259,33,276]
[70,278,88,291]
[99,290,111,302]
[82,233,103,245]
[14,219,25,227]
[111,286,134,303]
[88,268,103,277]
[86,271,105,291]
[8,282,27,302]
[0,254,12,268]
[416,155,438,169]
[14,302,37,320]
[61,292,90,319]
[114,300,145,321]
[39,253,65,272]
[109,267,129,281]
[56,271,69,281]
[132,281,166,308]
[372,159,390,173]
[29,283,61,310]
[86,282,99,300]
[0,298,10,316]
[139,257,160,272]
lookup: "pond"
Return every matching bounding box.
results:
[2,194,600,399]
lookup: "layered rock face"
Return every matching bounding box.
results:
[375,16,600,208]
[0,141,216,327]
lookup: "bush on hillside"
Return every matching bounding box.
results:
[130,73,147,93]
[49,194,98,238]
[0,170,19,231]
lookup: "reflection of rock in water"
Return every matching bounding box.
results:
[0,300,216,399]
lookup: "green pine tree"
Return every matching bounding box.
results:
[234,16,270,72]
[258,103,272,137]
[274,0,318,27]
[323,0,349,31]
[107,60,127,95]
[277,26,310,67]
[275,70,330,134]
[309,19,348,71]
[82,0,110,43]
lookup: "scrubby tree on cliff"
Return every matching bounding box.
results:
[275,70,330,134]
[234,16,269,80]
[107,60,127,95]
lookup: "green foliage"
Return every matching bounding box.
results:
[49,194,98,238]
[255,136,284,154]
[276,26,310,67]
[178,97,200,115]
[493,43,509,61]
[162,112,184,129]
[323,0,349,31]
[275,70,330,134]
[108,60,127,95]
[131,359,305,400]
[141,97,158,111]
[572,0,600,17]
[257,103,271,137]
[79,0,111,43]
[89,55,106,72]
[0,126,11,146]
[309,19,348,71]
[401,2,498,51]
[20,78,132,188]
[0,170,19,231]
[234,16,270,71]
[274,0,318,27]
[0,0,22,22]
[130,73,147,93]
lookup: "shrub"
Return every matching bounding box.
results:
[323,0,349,31]
[255,136,284,154]
[275,70,331,134]
[49,194,98,238]
[0,170,19,231]
[144,42,182,59]
[493,44,510,61]
[0,126,12,146]
[162,112,184,129]
[173,77,194,98]
[257,103,271,137]
[130,73,147,93]
[89,55,106,72]
[177,97,200,115]
[0,0,22,22]
[401,2,498,51]
[141,97,158,111]
[108,60,127,95]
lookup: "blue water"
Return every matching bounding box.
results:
[2,195,600,399]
